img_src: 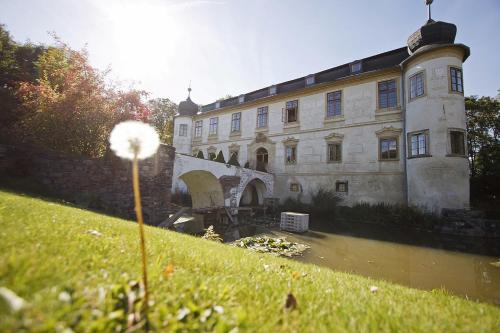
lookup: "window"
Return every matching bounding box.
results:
[209,117,218,135]
[326,91,342,117]
[306,74,315,86]
[285,146,297,164]
[327,143,342,162]
[409,72,425,99]
[256,147,268,172]
[336,181,348,193]
[350,61,362,73]
[450,67,463,93]
[284,100,298,123]
[450,130,465,155]
[231,112,241,132]
[409,131,429,157]
[380,138,398,160]
[290,183,300,192]
[378,79,397,109]
[257,106,268,128]
[194,120,202,138]
[179,124,187,137]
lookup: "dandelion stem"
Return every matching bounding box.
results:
[132,156,149,312]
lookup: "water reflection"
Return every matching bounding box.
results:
[268,221,500,305]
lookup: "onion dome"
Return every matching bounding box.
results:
[407,19,457,54]
[178,86,199,117]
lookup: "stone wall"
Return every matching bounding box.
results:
[0,144,175,225]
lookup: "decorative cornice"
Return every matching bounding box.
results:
[375,126,403,137]
[324,132,345,142]
[282,136,299,145]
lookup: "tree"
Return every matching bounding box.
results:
[465,95,500,205]
[14,37,150,157]
[465,96,500,177]
[0,24,46,140]
[148,98,177,144]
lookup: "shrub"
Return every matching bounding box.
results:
[214,151,226,163]
[310,188,341,218]
[202,225,222,242]
[227,153,240,167]
[335,202,440,229]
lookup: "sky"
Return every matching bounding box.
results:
[1,0,499,105]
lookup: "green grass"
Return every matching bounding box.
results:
[0,189,499,332]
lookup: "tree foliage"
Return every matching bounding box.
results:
[465,95,500,204]
[1,28,156,158]
[0,24,46,138]
[148,98,176,145]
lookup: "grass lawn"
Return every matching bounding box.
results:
[0,189,499,332]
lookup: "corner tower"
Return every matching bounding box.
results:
[402,7,470,212]
[173,86,198,155]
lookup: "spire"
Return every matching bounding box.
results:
[426,0,434,22]
[187,81,192,98]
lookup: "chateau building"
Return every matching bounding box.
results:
[173,16,470,213]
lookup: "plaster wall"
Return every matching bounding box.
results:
[172,116,193,155]
[404,48,470,212]
[183,72,406,205]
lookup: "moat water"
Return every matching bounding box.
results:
[264,221,500,306]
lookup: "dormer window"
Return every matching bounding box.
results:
[306,74,315,86]
[238,94,245,103]
[350,61,362,74]
[269,85,277,95]
[215,101,221,108]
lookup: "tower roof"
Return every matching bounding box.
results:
[407,20,457,54]
[178,85,199,117]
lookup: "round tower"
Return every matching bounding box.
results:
[403,17,470,213]
[173,86,198,155]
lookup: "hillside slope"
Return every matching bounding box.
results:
[0,190,499,332]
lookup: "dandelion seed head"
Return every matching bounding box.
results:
[109,121,160,160]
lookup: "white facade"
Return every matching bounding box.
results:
[173,37,470,213]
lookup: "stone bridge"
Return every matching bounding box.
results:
[172,154,274,210]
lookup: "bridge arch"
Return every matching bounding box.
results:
[239,178,267,206]
[179,170,225,209]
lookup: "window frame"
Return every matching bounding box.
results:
[179,124,188,137]
[194,120,203,138]
[326,90,342,118]
[285,145,297,165]
[290,183,300,192]
[327,142,342,163]
[284,100,299,124]
[377,79,398,110]
[231,112,241,133]
[449,66,464,94]
[336,181,348,193]
[407,129,430,158]
[209,117,218,136]
[257,106,269,128]
[448,128,466,157]
[408,71,426,101]
[350,61,362,74]
[379,137,399,161]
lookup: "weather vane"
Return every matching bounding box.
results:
[188,80,192,98]
[426,0,434,21]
